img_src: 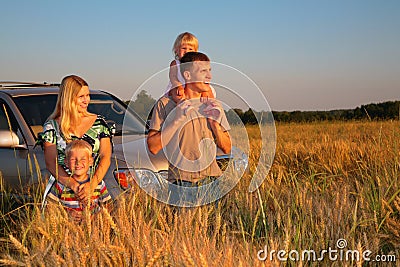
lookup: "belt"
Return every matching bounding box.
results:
[172,176,218,187]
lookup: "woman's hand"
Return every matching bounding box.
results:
[69,179,81,195]
[76,182,94,203]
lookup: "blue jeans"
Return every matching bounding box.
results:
[167,177,220,207]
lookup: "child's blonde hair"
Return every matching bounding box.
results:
[173,32,199,59]
[65,139,93,160]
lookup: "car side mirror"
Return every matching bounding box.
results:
[0,130,20,148]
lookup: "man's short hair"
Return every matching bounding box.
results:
[180,52,210,77]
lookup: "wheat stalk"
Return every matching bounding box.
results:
[182,242,195,267]
[0,258,25,266]
[199,252,208,267]
[102,207,120,236]
[9,235,29,256]
[145,245,164,267]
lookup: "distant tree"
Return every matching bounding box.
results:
[128,90,156,121]
[225,109,243,125]
[230,100,400,123]
[259,111,274,124]
[233,108,244,118]
[243,108,258,125]
[362,101,399,120]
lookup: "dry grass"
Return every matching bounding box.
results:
[1,120,399,266]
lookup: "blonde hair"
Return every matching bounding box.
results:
[172,32,199,59]
[49,75,90,141]
[65,139,93,160]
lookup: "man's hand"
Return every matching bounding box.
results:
[176,100,194,119]
[202,98,223,121]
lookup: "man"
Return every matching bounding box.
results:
[147,52,231,206]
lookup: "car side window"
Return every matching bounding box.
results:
[0,105,8,131]
[0,100,25,146]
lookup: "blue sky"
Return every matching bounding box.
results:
[1,0,399,111]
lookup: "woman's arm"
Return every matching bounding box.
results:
[92,137,112,185]
[43,142,80,193]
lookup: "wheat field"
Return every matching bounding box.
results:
[1,120,399,266]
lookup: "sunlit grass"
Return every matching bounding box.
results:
[1,120,399,266]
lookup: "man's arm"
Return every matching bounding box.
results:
[202,98,232,154]
[147,100,189,155]
[208,120,231,154]
[147,129,163,155]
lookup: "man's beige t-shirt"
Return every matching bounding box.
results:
[149,96,230,183]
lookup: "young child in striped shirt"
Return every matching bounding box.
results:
[46,139,111,222]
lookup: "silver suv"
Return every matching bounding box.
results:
[0,82,168,198]
[0,82,247,199]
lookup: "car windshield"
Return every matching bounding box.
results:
[13,92,146,137]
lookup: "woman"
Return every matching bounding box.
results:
[41,75,112,203]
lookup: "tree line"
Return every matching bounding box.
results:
[128,90,400,124]
[230,101,400,124]
[273,101,400,123]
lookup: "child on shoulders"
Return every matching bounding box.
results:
[166,32,216,102]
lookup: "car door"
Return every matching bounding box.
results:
[0,100,29,191]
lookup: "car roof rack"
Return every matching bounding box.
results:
[0,81,60,88]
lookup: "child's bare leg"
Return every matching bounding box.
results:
[170,85,185,103]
